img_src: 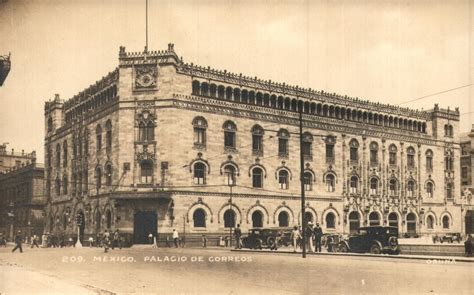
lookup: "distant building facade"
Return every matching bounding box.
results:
[44,44,463,245]
[0,160,45,240]
[460,125,474,234]
[0,144,37,173]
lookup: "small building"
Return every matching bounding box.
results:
[0,156,45,241]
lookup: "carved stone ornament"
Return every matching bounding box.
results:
[135,65,158,89]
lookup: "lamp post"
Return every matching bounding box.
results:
[227,170,235,248]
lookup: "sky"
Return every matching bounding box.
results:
[0,0,473,161]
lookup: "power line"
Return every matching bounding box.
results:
[398,83,473,105]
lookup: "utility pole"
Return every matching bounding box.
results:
[228,170,235,248]
[299,107,306,258]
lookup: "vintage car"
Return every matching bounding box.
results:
[338,226,399,254]
[241,227,292,249]
[440,233,462,243]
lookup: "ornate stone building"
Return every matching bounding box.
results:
[44,44,463,244]
[460,125,474,234]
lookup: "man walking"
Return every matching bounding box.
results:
[172,229,179,248]
[291,226,301,253]
[313,223,323,252]
[103,230,110,253]
[112,229,121,250]
[31,234,39,248]
[12,230,23,253]
[234,224,242,249]
[306,222,314,252]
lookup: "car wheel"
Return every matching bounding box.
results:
[370,244,381,254]
[267,237,275,249]
[339,243,349,253]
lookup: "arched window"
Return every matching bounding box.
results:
[278,170,289,190]
[442,215,450,229]
[389,144,397,165]
[303,172,313,191]
[369,212,380,226]
[223,121,237,150]
[407,180,415,197]
[427,215,434,229]
[407,147,415,169]
[63,141,68,167]
[325,136,336,163]
[192,80,200,95]
[446,183,453,199]
[252,211,263,228]
[278,211,289,227]
[193,162,206,184]
[223,165,236,186]
[326,213,335,229]
[193,209,206,228]
[252,167,263,188]
[388,212,398,228]
[224,209,236,228]
[302,132,313,160]
[389,179,398,196]
[350,176,358,194]
[369,142,378,166]
[95,167,102,190]
[349,212,360,233]
[62,214,68,230]
[277,129,289,158]
[251,125,264,155]
[406,213,417,234]
[326,174,335,192]
[425,150,433,172]
[56,143,61,168]
[105,164,112,186]
[426,181,434,198]
[47,117,53,132]
[63,176,68,195]
[140,160,153,184]
[105,209,112,229]
[193,117,207,146]
[96,125,102,151]
[370,178,378,195]
[349,139,359,162]
[105,120,112,151]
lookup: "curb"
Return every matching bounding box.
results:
[230,249,474,263]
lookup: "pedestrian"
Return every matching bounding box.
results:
[202,234,208,248]
[465,234,472,257]
[0,234,6,247]
[165,235,171,248]
[112,229,121,250]
[103,230,110,253]
[234,224,242,249]
[306,222,314,252]
[95,233,101,247]
[172,229,179,248]
[31,235,39,248]
[12,230,23,253]
[148,233,153,244]
[290,226,301,253]
[313,223,323,252]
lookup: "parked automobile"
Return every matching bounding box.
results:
[338,226,399,254]
[440,233,461,243]
[241,227,292,249]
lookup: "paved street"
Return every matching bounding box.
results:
[0,246,472,294]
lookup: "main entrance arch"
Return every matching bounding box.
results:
[133,211,157,244]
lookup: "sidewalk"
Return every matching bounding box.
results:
[230,248,474,263]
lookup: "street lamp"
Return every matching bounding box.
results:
[227,169,236,248]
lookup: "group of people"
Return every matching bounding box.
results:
[291,222,324,253]
[101,229,122,253]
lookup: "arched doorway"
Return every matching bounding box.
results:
[224,209,236,228]
[349,212,360,233]
[278,211,289,227]
[133,211,157,244]
[252,211,263,228]
[369,212,380,226]
[406,213,417,235]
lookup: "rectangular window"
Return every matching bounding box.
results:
[326,144,334,163]
[462,167,468,179]
[97,134,102,151]
[252,135,262,152]
[224,131,235,148]
[252,174,262,188]
[350,147,358,162]
[370,150,378,165]
[194,128,206,145]
[278,138,288,157]
[389,152,396,165]
[302,142,311,158]
[426,157,433,171]
[407,155,415,168]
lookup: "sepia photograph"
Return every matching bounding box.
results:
[0,0,473,294]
